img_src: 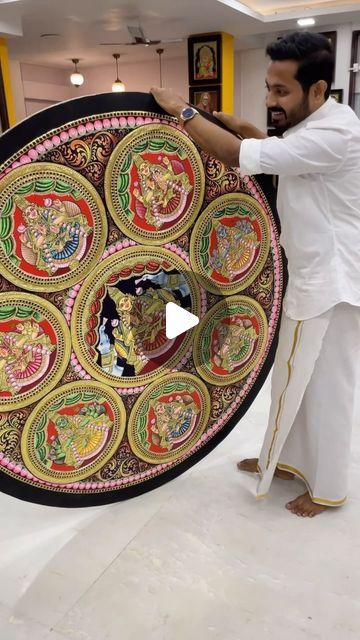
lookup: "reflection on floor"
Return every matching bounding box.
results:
[1,374,360,640]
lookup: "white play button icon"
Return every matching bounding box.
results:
[165,302,199,340]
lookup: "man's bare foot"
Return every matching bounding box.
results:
[237,458,259,473]
[286,492,328,517]
[237,458,295,480]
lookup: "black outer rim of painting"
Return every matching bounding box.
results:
[0,91,285,507]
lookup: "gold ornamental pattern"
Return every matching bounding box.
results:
[0,163,107,291]
[193,295,269,386]
[190,193,270,295]
[21,381,127,484]
[127,372,211,464]
[71,246,202,388]
[104,124,205,244]
[0,292,71,411]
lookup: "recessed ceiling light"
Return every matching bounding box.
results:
[297,18,316,27]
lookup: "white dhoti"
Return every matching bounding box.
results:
[257,303,360,506]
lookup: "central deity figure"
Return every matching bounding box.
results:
[97,284,180,376]
[15,195,92,274]
[132,155,193,228]
[209,220,260,281]
[0,320,54,394]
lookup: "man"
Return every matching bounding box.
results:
[151,31,360,518]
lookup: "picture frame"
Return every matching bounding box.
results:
[330,88,343,103]
[189,85,221,113]
[188,33,222,85]
[0,61,10,133]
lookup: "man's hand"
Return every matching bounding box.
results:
[150,87,187,119]
[213,112,244,134]
[214,111,267,140]
[150,86,241,167]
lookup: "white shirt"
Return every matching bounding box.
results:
[239,98,360,320]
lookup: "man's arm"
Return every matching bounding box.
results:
[150,87,241,167]
[213,112,267,140]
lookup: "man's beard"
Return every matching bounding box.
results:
[269,95,311,134]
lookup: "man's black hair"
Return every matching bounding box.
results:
[266,31,334,99]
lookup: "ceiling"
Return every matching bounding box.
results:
[1,0,360,68]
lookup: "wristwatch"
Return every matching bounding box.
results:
[178,106,199,125]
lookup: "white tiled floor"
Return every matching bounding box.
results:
[1,374,360,640]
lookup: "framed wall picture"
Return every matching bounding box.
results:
[188,33,222,85]
[0,61,10,133]
[189,85,221,113]
[330,88,343,103]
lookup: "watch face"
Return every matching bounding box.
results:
[182,107,196,120]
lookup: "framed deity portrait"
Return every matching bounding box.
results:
[188,33,222,85]
[0,62,10,133]
[189,86,221,113]
[330,88,343,103]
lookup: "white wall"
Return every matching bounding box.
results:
[9,62,76,118]
[73,55,188,97]
[7,55,189,120]
[235,48,268,131]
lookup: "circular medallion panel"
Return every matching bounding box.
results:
[105,124,205,244]
[190,193,270,294]
[0,292,71,410]
[194,295,268,386]
[0,94,283,507]
[0,163,107,291]
[21,381,126,484]
[128,372,210,464]
[71,246,202,388]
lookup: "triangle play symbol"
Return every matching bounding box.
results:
[165,302,199,340]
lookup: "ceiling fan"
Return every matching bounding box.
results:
[100,25,183,47]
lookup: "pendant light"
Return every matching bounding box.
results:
[156,48,164,87]
[112,53,125,92]
[70,58,84,87]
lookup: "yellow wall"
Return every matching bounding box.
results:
[0,37,16,127]
[221,33,234,113]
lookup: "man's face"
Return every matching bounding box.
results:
[265,60,312,131]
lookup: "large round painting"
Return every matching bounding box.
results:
[0,92,284,506]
